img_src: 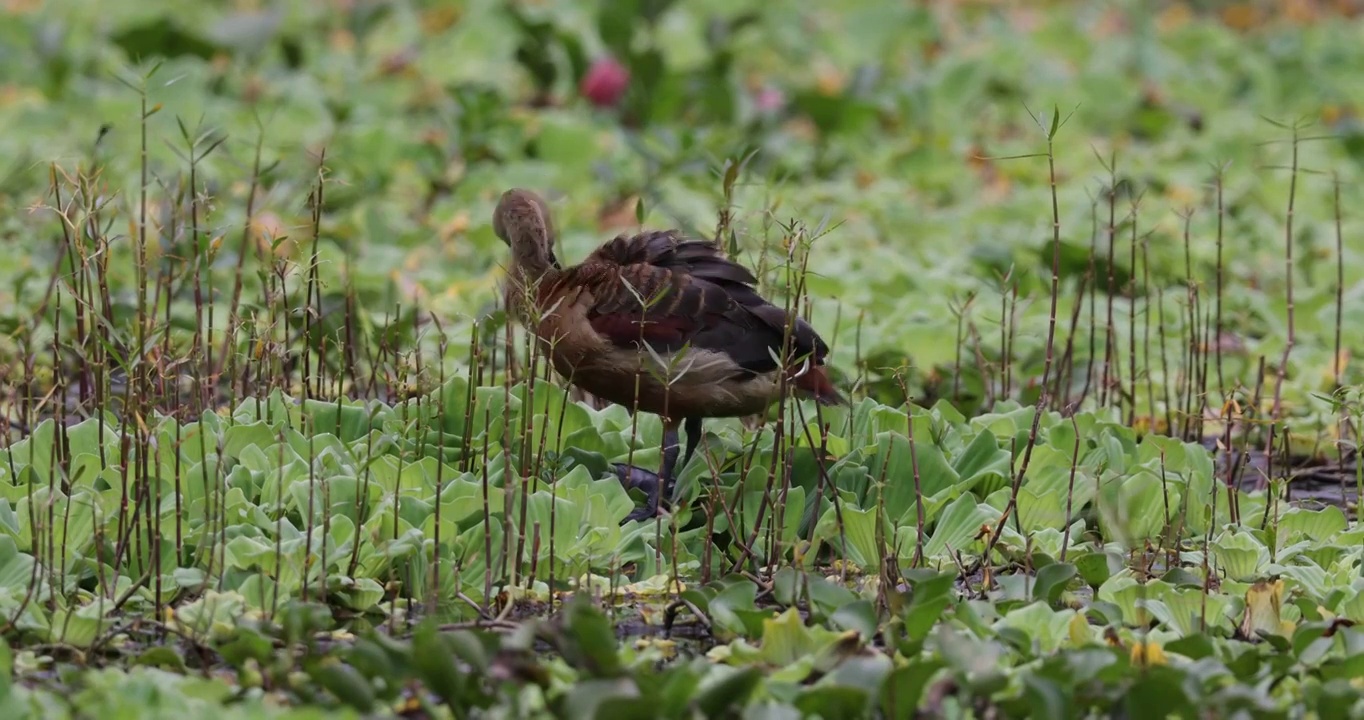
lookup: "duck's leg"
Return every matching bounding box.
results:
[680,416,703,477]
[620,417,682,523]
[654,416,703,513]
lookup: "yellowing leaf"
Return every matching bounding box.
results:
[1240,578,1288,639]
[1130,641,1167,666]
[1068,611,1093,646]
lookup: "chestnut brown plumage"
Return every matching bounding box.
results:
[493,188,842,523]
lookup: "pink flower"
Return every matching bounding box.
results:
[754,85,786,114]
[580,56,630,108]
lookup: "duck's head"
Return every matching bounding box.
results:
[493,188,561,275]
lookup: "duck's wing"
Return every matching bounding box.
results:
[585,230,757,288]
[573,231,841,402]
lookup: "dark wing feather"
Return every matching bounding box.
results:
[588,231,758,288]
[585,265,730,352]
[583,231,831,377]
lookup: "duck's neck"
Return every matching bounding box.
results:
[505,258,560,322]
[512,240,559,281]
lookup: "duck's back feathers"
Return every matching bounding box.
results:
[556,230,839,404]
[586,231,758,288]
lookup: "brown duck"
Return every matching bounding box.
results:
[492,188,842,523]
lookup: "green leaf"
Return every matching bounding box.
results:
[1164,633,1216,660]
[0,637,11,696]
[1121,666,1194,718]
[1032,563,1077,606]
[880,658,943,718]
[564,679,653,720]
[134,646,188,673]
[951,429,1012,493]
[694,666,763,716]
[556,596,624,677]
[873,432,961,519]
[307,659,375,712]
[900,570,955,641]
[813,505,881,571]
[808,575,860,622]
[923,494,996,559]
[1097,469,1174,546]
[411,621,466,708]
[1278,506,1348,543]
[1022,674,1070,719]
[830,600,878,641]
[223,421,280,461]
[218,627,275,668]
[1073,551,1118,588]
[795,686,870,718]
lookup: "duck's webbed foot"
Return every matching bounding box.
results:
[614,463,661,523]
[615,421,683,525]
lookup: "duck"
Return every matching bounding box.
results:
[492,188,842,523]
